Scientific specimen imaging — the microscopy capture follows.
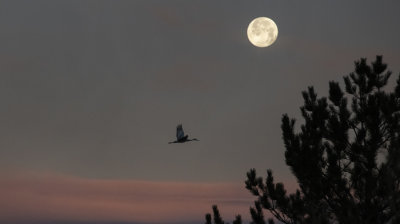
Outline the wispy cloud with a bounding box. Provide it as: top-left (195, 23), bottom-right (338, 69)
top-left (0, 171), bottom-right (254, 224)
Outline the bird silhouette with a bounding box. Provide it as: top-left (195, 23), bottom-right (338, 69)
top-left (168, 124), bottom-right (199, 144)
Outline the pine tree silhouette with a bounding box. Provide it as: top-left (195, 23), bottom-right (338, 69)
top-left (206, 56), bottom-right (400, 224)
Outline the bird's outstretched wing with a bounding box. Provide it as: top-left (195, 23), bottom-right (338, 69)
top-left (176, 124), bottom-right (185, 141)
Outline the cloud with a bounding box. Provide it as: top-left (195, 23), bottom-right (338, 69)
top-left (0, 171), bottom-right (254, 224)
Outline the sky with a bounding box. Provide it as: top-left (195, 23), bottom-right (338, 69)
top-left (1, 0), bottom-right (400, 223)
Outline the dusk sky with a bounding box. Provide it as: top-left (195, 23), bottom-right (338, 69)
top-left (1, 1), bottom-right (400, 223)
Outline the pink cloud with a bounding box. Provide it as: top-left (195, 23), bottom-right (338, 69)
top-left (0, 171), bottom-right (256, 223)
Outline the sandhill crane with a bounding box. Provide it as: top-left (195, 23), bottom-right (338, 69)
top-left (168, 124), bottom-right (199, 144)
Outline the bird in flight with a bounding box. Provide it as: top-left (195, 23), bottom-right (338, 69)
top-left (168, 124), bottom-right (199, 144)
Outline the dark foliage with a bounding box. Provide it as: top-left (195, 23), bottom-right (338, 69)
top-left (233, 215), bottom-right (242, 224)
top-left (205, 205), bottom-right (225, 224)
top-left (206, 205), bottom-right (243, 224)
top-left (205, 56), bottom-right (400, 224)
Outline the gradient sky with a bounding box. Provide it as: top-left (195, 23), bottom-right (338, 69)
top-left (1, 1), bottom-right (400, 223)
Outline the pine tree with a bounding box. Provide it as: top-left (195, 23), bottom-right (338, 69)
top-left (206, 205), bottom-right (243, 224)
top-left (206, 56), bottom-right (400, 224)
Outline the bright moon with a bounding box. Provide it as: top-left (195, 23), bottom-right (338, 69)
top-left (247, 17), bottom-right (278, 48)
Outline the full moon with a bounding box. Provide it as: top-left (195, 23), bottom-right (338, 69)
top-left (247, 17), bottom-right (278, 48)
